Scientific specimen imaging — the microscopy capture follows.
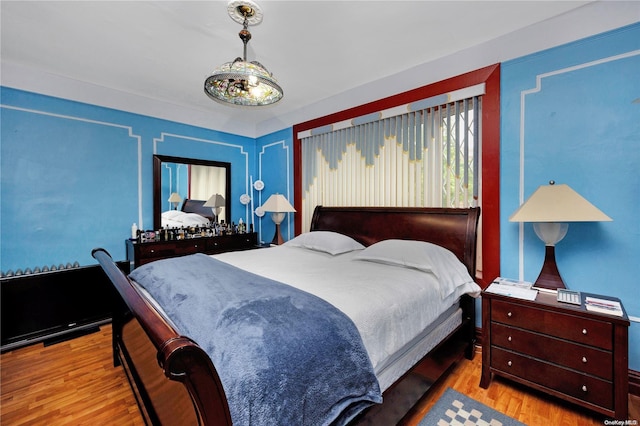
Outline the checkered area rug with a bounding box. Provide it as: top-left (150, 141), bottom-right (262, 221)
top-left (419, 388), bottom-right (526, 426)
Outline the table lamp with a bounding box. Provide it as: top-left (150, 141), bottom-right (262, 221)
top-left (204, 193), bottom-right (226, 223)
top-left (509, 181), bottom-right (612, 289)
top-left (261, 193), bottom-right (296, 245)
top-left (168, 192), bottom-right (183, 210)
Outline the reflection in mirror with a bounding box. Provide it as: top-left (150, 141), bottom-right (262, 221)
top-left (153, 155), bottom-right (231, 230)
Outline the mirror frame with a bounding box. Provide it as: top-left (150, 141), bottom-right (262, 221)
top-left (153, 155), bottom-right (232, 230)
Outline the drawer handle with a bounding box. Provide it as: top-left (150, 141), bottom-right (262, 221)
top-left (507, 360), bottom-right (512, 367)
top-left (582, 328), bottom-right (588, 335)
top-left (194, 244), bottom-right (198, 248)
top-left (150, 249), bottom-right (155, 253)
top-left (508, 336), bottom-right (512, 342)
top-left (507, 312), bottom-right (513, 317)
top-left (582, 385), bottom-right (588, 392)
top-left (582, 356), bottom-right (587, 363)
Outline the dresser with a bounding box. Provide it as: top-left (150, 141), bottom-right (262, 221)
top-left (126, 232), bottom-right (258, 270)
top-left (480, 290), bottom-right (629, 419)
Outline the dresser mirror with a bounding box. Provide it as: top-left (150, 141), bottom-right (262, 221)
top-left (153, 155), bottom-right (231, 230)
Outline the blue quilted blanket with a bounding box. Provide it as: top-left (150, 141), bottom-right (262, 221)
top-left (129, 253), bottom-right (382, 425)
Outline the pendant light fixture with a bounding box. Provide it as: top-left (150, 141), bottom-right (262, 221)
top-left (204, 0), bottom-right (283, 107)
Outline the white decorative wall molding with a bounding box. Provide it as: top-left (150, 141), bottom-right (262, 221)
top-left (0, 103), bottom-right (143, 226)
top-left (257, 140), bottom-right (292, 241)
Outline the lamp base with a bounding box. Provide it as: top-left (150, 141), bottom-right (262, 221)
top-left (534, 245), bottom-right (567, 290)
top-left (271, 223), bottom-right (284, 245)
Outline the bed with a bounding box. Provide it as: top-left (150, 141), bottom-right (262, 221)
top-left (161, 199), bottom-right (213, 228)
top-left (93, 205), bottom-right (481, 425)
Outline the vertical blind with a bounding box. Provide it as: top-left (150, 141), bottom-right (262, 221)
top-left (299, 95), bottom-right (482, 232)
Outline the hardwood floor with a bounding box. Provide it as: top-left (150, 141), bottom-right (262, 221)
top-left (1, 325), bottom-right (144, 426)
top-left (403, 346), bottom-right (640, 426)
top-left (1, 324), bottom-right (638, 425)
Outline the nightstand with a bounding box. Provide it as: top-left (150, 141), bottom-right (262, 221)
top-left (480, 289), bottom-right (629, 419)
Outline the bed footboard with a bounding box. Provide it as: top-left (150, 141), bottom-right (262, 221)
top-left (92, 248), bottom-right (232, 426)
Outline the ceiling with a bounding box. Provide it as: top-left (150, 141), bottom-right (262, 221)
top-left (1, 1), bottom-right (631, 137)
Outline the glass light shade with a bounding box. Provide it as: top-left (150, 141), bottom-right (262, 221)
top-left (270, 211), bottom-right (286, 225)
top-left (533, 222), bottom-right (568, 246)
top-left (204, 59), bottom-right (283, 107)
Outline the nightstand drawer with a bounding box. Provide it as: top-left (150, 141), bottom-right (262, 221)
top-left (491, 322), bottom-right (612, 379)
top-left (172, 240), bottom-right (206, 254)
top-left (491, 347), bottom-right (613, 410)
top-left (491, 299), bottom-right (612, 350)
top-left (208, 234), bottom-right (257, 252)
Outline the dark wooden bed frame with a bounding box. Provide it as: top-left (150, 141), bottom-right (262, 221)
top-left (92, 206), bottom-right (480, 425)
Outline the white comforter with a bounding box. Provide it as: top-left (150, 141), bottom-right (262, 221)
top-left (214, 245), bottom-right (480, 388)
top-left (161, 210), bottom-right (210, 228)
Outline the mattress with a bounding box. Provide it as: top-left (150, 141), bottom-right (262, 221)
top-left (215, 245), bottom-right (478, 390)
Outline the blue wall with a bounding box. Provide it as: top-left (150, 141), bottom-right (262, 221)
top-left (0, 88), bottom-right (293, 270)
top-left (501, 23), bottom-right (640, 369)
top-left (255, 128), bottom-right (295, 244)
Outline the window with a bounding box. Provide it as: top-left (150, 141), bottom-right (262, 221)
top-left (293, 65), bottom-right (501, 285)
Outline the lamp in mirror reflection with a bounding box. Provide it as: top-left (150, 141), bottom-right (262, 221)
top-left (261, 193), bottom-right (295, 245)
top-left (204, 193), bottom-right (226, 223)
top-left (168, 192), bottom-right (183, 210)
top-left (509, 181), bottom-right (612, 290)
top-left (204, 1), bottom-right (283, 107)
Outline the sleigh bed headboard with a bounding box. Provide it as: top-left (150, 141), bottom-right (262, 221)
top-left (181, 199), bottom-right (214, 221)
top-left (310, 206), bottom-right (480, 277)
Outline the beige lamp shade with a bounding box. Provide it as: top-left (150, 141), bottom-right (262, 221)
top-left (203, 193), bottom-right (226, 208)
top-left (168, 192), bottom-right (183, 203)
top-left (509, 182), bottom-right (612, 223)
top-left (261, 194), bottom-right (296, 213)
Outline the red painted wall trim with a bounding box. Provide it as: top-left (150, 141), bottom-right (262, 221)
top-left (293, 64), bottom-right (500, 286)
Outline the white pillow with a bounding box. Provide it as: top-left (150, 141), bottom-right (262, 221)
top-left (354, 239), bottom-right (475, 298)
top-left (283, 231), bottom-right (365, 255)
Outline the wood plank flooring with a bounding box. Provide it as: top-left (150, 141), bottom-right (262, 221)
top-left (1, 325), bottom-right (144, 426)
top-left (404, 347), bottom-right (640, 426)
top-left (1, 324), bottom-right (638, 425)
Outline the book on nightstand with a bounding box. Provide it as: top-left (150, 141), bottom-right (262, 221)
top-left (585, 296), bottom-right (623, 316)
top-left (492, 276), bottom-right (534, 289)
top-left (485, 277), bottom-right (537, 301)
